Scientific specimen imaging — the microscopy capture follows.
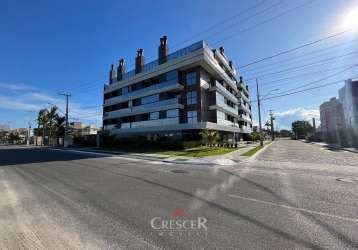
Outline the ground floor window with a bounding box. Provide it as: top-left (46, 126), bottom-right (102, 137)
top-left (187, 111), bottom-right (197, 123)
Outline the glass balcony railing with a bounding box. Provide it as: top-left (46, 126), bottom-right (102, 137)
top-left (213, 81), bottom-right (238, 102)
top-left (116, 41), bottom-right (204, 83)
top-left (105, 79), bottom-right (182, 105)
top-left (132, 97), bottom-right (181, 112)
top-left (104, 97), bottom-right (182, 118)
top-left (120, 117), bottom-right (179, 129)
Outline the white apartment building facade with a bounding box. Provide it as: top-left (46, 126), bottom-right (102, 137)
top-left (103, 37), bottom-right (252, 141)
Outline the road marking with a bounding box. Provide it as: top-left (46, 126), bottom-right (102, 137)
top-left (49, 148), bottom-right (173, 165)
top-left (228, 194), bottom-right (358, 223)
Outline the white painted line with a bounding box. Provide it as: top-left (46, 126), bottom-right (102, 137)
top-left (228, 194), bottom-right (358, 223)
top-left (49, 148), bottom-right (173, 165)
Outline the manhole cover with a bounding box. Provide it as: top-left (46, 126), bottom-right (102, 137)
top-left (171, 169), bottom-right (189, 174)
top-left (336, 178), bottom-right (358, 183)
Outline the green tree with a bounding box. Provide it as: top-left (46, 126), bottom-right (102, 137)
top-left (250, 131), bottom-right (261, 141)
top-left (199, 130), bottom-right (220, 147)
top-left (47, 106), bottom-right (58, 146)
top-left (55, 115), bottom-right (66, 145)
top-left (291, 120), bottom-right (314, 139)
top-left (279, 129), bottom-right (293, 138)
top-left (37, 108), bottom-right (49, 145)
top-left (8, 133), bottom-right (20, 143)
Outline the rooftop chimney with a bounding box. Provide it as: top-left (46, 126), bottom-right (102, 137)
top-left (219, 46), bottom-right (225, 55)
top-left (109, 64), bottom-right (115, 84)
top-left (117, 59), bottom-right (125, 81)
top-left (158, 36), bottom-right (169, 65)
top-left (135, 49), bottom-right (144, 74)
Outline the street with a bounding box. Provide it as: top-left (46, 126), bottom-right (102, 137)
top-left (1, 140), bottom-right (358, 249)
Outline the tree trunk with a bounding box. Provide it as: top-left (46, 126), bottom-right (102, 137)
top-left (42, 125), bottom-right (45, 146)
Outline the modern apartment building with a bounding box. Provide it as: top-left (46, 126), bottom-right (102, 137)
top-left (338, 79), bottom-right (358, 144)
top-left (103, 36), bottom-right (252, 141)
top-left (319, 97), bottom-right (344, 143)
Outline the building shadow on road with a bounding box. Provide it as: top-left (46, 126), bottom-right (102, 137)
top-left (79, 163), bottom-right (324, 249)
top-left (0, 147), bottom-right (104, 167)
top-left (220, 168), bottom-right (358, 249)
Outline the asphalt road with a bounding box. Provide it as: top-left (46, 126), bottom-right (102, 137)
top-left (1, 140), bottom-right (358, 249)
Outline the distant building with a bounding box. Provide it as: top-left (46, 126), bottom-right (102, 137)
top-left (103, 36), bottom-right (252, 142)
top-left (70, 122), bottom-right (99, 137)
top-left (0, 124), bottom-right (10, 132)
top-left (339, 79), bottom-right (358, 145)
top-left (81, 125), bottom-right (99, 136)
top-left (319, 97), bottom-right (344, 143)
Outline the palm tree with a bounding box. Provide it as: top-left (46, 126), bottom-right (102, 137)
top-left (47, 106), bottom-right (58, 146)
top-left (37, 109), bottom-right (49, 146)
top-left (199, 130), bottom-right (220, 147)
top-left (54, 115), bottom-right (66, 146)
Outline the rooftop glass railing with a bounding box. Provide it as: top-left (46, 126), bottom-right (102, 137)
top-left (120, 41), bottom-right (204, 82)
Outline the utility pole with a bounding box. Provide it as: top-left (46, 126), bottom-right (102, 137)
top-left (26, 111), bottom-right (34, 146)
top-left (269, 110), bottom-right (275, 141)
top-left (27, 121), bottom-right (31, 146)
top-left (59, 92), bottom-right (71, 147)
top-left (256, 78), bottom-right (263, 147)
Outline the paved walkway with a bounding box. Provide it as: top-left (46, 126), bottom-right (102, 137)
top-left (59, 142), bottom-right (262, 166)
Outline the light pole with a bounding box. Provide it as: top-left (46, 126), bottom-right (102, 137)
top-left (59, 93), bottom-right (71, 147)
top-left (256, 79), bottom-right (264, 147)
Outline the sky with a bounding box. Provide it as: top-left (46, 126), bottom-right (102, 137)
top-left (1, 0), bottom-right (358, 130)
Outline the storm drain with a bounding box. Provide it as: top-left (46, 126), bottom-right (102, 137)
top-left (336, 177), bottom-right (358, 184)
top-left (171, 169), bottom-right (190, 174)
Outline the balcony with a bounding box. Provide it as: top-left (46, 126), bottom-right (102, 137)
top-left (210, 81), bottom-right (238, 104)
top-left (104, 41), bottom-right (205, 90)
top-left (104, 97), bottom-right (183, 119)
top-left (104, 80), bottom-right (183, 106)
top-left (119, 117), bottom-right (179, 129)
top-left (238, 114), bottom-right (252, 123)
top-left (217, 119), bottom-right (239, 128)
top-left (210, 104), bottom-right (238, 118)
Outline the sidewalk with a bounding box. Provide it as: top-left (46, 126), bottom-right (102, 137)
top-left (56, 143), bottom-right (261, 166)
top-left (308, 141), bottom-right (358, 153)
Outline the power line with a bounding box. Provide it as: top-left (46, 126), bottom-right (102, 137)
top-left (203, 0), bottom-right (287, 44)
top-left (65, 1), bottom-right (312, 93)
top-left (245, 50), bottom-right (358, 82)
top-left (249, 76), bottom-right (358, 103)
top-left (256, 63), bottom-right (358, 88)
top-left (268, 65), bottom-right (357, 95)
top-left (109, 0), bottom-right (277, 77)
top-left (240, 37), bottom-right (358, 74)
top-left (212, 0), bottom-right (317, 46)
top-left (71, 25), bottom-right (357, 96)
top-left (238, 25), bottom-right (358, 69)
top-left (171, 0), bottom-right (269, 49)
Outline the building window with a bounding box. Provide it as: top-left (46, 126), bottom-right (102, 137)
top-left (186, 91), bottom-right (197, 105)
top-left (186, 72), bottom-right (197, 86)
top-left (122, 86), bottom-right (129, 95)
top-left (149, 112), bottom-right (159, 120)
top-left (187, 111), bottom-right (197, 123)
top-left (167, 109), bottom-right (179, 118)
top-left (142, 94), bottom-right (159, 105)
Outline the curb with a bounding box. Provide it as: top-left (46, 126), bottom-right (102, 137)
top-left (49, 147), bottom-right (221, 166)
top-left (309, 142), bottom-right (358, 154)
top-left (243, 141), bottom-right (274, 163)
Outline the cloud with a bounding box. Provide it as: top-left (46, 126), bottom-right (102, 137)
top-left (0, 82), bottom-right (33, 91)
top-left (274, 107), bottom-right (320, 130)
top-left (0, 96), bottom-right (42, 111)
top-left (275, 107), bottom-right (319, 120)
top-left (0, 81), bottom-right (102, 125)
top-left (29, 92), bottom-right (59, 103)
